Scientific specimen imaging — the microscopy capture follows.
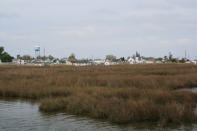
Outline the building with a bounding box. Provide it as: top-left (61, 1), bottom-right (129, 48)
top-left (12, 59), bottom-right (26, 65)
top-left (144, 60), bottom-right (154, 64)
top-left (65, 60), bottom-right (72, 65)
top-left (93, 59), bottom-right (105, 65)
top-left (191, 61), bottom-right (197, 64)
top-left (128, 57), bottom-right (144, 64)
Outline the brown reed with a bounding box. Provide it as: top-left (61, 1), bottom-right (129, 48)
top-left (0, 64), bottom-right (197, 126)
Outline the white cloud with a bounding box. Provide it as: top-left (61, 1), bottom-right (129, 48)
top-left (54, 26), bottom-right (97, 37)
top-left (175, 38), bottom-right (195, 45)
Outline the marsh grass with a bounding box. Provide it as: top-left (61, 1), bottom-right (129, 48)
top-left (0, 64), bottom-right (197, 126)
top-left (39, 88), bottom-right (197, 126)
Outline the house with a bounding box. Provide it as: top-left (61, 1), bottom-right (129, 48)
top-left (55, 60), bottom-right (60, 64)
top-left (155, 61), bottom-right (162, 64)
top-left (17, 59), bottom-right (25, 65)
top-left (185, 60), bottom-right (197, 64)
top-left (144, 60), bottom-right (154, 64)
top-left (93, 59), bottom-right (105, 65)
top-left (191, 61), bottom-right (197, 64)
top-left (12, 59), bottom-right (17, 64)
top-left (104, 59), bottom-right (114, 66)
top-left (104, 61), bottom-right (111, 66)
top-left (65, 60), bottom-right (72, 65)
top-left (128, 57), bottom-right (135, 64)
top-left (128, 57), bottom-right (144, 64)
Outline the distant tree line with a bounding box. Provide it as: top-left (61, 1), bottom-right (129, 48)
top-left (6, 49), bottom-right (191, 64)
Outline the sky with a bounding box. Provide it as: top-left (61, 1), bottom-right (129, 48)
top-left (0, 0), bottom-right (197, 59)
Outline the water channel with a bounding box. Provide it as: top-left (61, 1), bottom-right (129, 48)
top-left (0, 99), bottom-right (197, 131)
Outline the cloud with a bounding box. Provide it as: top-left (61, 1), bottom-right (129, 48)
top-left (52, 26), bottom-right (97, 37)
top-left (0, 12), bottom-right (18, 19)
top-left (175, 38), bottom-right (196, 45)
top-left (0, 32), bottom-right (28, 41)
top-left (93, 9), bottom-right (118, 15)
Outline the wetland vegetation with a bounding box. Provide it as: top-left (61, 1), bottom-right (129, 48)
top-left (1, 64), bottom-right (197, 127)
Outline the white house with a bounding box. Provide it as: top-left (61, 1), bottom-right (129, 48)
top-left (155, 61), bottom-right (162, 64)
top-left (65, 60), bottom-right (72, 65)
top-left (104, 59), bottom-right (116, 66)
top-left (93, 59), bottom-right (105, 65)
top-left (104, 61), bottom-right (111, 66)
top-left (55, 60), bottom-right (60, 64)
top-left (144, 60), bottom-right (154, 64)
top-left (191, 61), bottom-right (197, 64)
top-left (128, 57), bottom-right (143, 64)
top-left (128, 57), bottom-right (135, 64)
top-left (14, 59), bottom-right (25, 65)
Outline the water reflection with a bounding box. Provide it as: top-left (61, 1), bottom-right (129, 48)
top-left (0, 100), bottom-right (197, 131)
top-left (178, 87), bottom-right (197, 93)
top-left (0, 100), bottom-right (128, 131)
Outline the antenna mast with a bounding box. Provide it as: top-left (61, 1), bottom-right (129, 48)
top-left (44, 47), bottom-right (45, 64)
top-left (185, 50), bottom-right (187, 60)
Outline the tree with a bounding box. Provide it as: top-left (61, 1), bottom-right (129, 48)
top-left (169, 52), bottom-right (173, 61)
top-left (17, 54), bottom-right (21, 59)
top-left (164, 56), bottom-right (168, 62)
top-left (106, 54), bottom-right (116, 62)
top-left (48, 55), bottom-right (54, 61)
top-left (155, 57), bottom-right (163, 61)
top-left (0, 46), bottom-right (13, 62)
top-left (179, 58), bottom-right (186, 63)
top-left (76, 59), bottom-right (88, 64)
top-left (22, 55), bottom-right (31, 60)
top-left (120, 57), bottom-right (125, 62)
top-left (59, 58), bottom-right (66, 64)
top-left (68, 53), bottom-right (76, 63)
top-left (0, 47), bottom-right (4, 56)
top-left (1, 52), bottom-right (13, 62)
top-left (36, 56), bottom-right (42, 60)
top-left (171, 58), bottom-right (178, 63)
top-left (136, 51), bottom-right (141, 57)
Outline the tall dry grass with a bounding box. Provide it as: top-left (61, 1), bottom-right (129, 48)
top-left (39, 87), bottom-right (197, 126)
top-left (0, 64), bottom-right (197, 126)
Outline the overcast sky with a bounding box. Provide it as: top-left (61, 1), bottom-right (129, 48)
top-left (0, 0), bottom-right (197, 59)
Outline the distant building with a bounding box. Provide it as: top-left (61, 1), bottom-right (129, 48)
top-left (191, 61), bottom-right (197, 64)
top-left (55, 60), bottom-right (60, 64)
top-left (12, 58), bottom-right (17, 64)
top-left (93, 59), bottom-right (105, 65)
top-left (155, 61), bottom-right (162, 64)
top-left (12, 59), bottom-right (26, 65)
top-left (104, 61), bottom-right (111, 66)
top-left (128, 57), bottom-right (143, 64)
top-left (65, 60), bottom-right (72, 65)
top-left (144, 61), bottom-right (154, 64)
top-left (18, 59), bottom-right (25, 65)
top-left (128, 57), bottom-right (135, 64)
top-left (185, 60), bottom-right (197, 64)
top-left (104, 59), bottom-right (113, 66)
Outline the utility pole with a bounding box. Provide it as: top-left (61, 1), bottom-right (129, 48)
top-left (44, 47), bottom-right (45, 64)
top-left (185, 50), bottom-right (187, 60)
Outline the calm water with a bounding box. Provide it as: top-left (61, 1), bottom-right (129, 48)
top-left (178, 87), bottom-right (197, 93)
top-left (0, 100), bottom-right (196, 131)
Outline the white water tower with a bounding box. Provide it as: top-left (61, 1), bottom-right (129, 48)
top-left (35, 46), bottom-right (40, 58)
